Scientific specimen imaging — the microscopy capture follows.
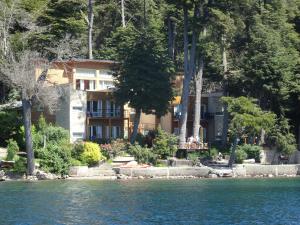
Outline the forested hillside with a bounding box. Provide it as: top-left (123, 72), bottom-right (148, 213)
top-left (1, 0), bottom-right (300, 146)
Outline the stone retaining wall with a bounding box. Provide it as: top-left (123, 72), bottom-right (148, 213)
top-left (69, 166), bottom-right (116, 177)
top-left (234, 164), bottom-right (300, 177)
top-left (115, 167), bottom-right (211, 178)
top-left (260, 150), bottom-right (300, 164)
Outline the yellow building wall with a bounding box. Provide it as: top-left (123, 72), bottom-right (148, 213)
top-left (160, 112), bottom-right (172, 133)
top-left (47, 68), bottom-right (70, 85)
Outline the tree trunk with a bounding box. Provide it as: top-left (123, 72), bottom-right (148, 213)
top-left (88, 0), bottom-right (94, 59)
top-left (167, 16), bottom-right (175, 60)
top-left (121, 0), bottom-right (126, 28)
top-left (193, 57), bottom-right (204, 139)
top-left (22, 98), bottom-right (35, 175)
top-left (179, 6), bottom-right (198, 148)
top-left (221, 36), bottom-right (229, 147)
top-left (130, 109), bottom-right (141, 144)
top-left (228, 135), bottom-right (238, 167)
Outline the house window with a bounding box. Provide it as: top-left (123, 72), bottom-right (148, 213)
top-left (89, 126), bottom-right (102, 140)
top-left (87, 101), bottom-right (102, 117)
top-left (72, 106), bottom-right (83, 111)
top-left (99, 70), bottom-right (113, 77)
top-left (106, 126), bottom-right (110, 139)
top-left (76, 69), bottom-right (96, 78)
top-left (99, 80), bottom-right (114, 90)
top-left (76, 79), bottom-right (95, 91)
top-left (111, 126), bottom-right (120, 139)
top-left (73, 132), bottom-right (83, 140)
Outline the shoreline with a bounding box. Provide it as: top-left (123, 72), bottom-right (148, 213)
top-left (1, 174), bottom-right (300, 183)
top-left (2, 164), bottom-right (300, 182)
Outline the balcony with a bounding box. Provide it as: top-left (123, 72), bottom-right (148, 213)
top-left (173, 112), bottom-right (215, 121)
top-left (87, 109), bottom-right (129, 118)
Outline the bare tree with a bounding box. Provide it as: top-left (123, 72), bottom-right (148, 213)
top-left (88, 0), bottom-right (94, 59)
top-left (121, 0), bottom-right (126, 28)
top-left (0, 1), bottom-right (17, 61)
top-left (1, 51), bottom-right (62, 175)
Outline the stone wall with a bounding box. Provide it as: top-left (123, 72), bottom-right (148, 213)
top-left (116, 167), bottom-right (211, 178)
top-left (69, 166), bottom-right (116, 177)
top-left (234, 164), bottom-right (300, 177)
top-left (260, 149), bottom-right (300, 164)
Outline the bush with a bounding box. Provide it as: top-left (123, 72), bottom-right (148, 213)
top-left (81, 142), bottom-right (106, 166)
top-left (38, 140), bottom-right (72, 175)
top-left (187, 152), bottom-right (200, 166)
top-left (209, 147), bottom-right (219, 158)
top-left (6, 139), bottom-right (19, 161)
top-left (275, 133), bottom-right (296, 156)
top-left (235, 149), bottom-right (248, 164)
top-left (100, 139), bottom-right (128, 159)
top-left (152, 127), bottom-right (178, 159)
top-left (237, 144), bottom-right (262, 162)
top-left (13, 156), bottom-right (27, 173)
top-left (70, 158), bottom-right (86, 166)
top-left (127, 144), bottom-right (157, 164)
top-left (71, 142), bottom-right (84, 160)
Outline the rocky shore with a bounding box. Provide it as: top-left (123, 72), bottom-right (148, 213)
top-left (1, 164), bottom-right (300, 182)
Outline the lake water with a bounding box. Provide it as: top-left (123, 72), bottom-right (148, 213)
top-left (1, 178), bottom-right (300, 225)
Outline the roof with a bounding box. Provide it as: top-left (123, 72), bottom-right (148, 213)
top-left (53, 58), bottom-right (118, 64)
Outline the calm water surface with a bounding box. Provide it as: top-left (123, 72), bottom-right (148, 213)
top-left (0, 178), bottom-right (300, 225)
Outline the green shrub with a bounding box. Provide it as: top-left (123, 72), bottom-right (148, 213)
top-left (127, 144), bottom-right (157, 164)
top-left (6, 139), bottom-right (19, 161)
top-left (13, 156), bottom-right (27, 173)
top-left (70, 158), bottom-right (86, 166)
top-left (38, 140), bottom-right (72, 175)
top-left (235, 149), bottom-right (248, 164)
top-left (80, 142), bottom-right (106, 166)
top-left (237, 144), bottom-right (262, 162)
top-left (152, 127), bottom-right (178, 159)
top-left (275, 133), bottom-right (296, 155)
top-left (210, 147), bottom-right (219, 158)
top-left (71, 142), bottom-right (84, 160)
top-left (100, 139), bottom-right (128, 159)
top-left (187, 152), bottom-right (200, 166)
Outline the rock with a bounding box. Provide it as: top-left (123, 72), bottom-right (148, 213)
top-left (268, 174), bottom-right (274, 178)
top-left (36, 170), bottom-right (58, 180)
top-left (0, 170), bottom-right (6, 181)
top-left (138, 176), bottom-right (144, 179)
top-left (243, 159), bottom-right (256, 164)
top-left (27, 175), bottom-right (38, 181)
top-left (126, 161), bottom-right (138, 166)
top-left (207, 174), bottom-right (218, 178)
top-left (117, 174), bottom-right (128, 180)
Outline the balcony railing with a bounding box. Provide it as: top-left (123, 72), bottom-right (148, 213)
top-left (174, 112), bottom-right (216, 121)
top-left (87, 109), bottom-right (123, 118)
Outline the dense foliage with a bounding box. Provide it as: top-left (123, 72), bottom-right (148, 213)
top-left (1, 0), bottom-right (299, 166)
top-left (127, 144), bottom-right (157, 165)
top-left (6, 139), bottom-right (19, 161)
top-left (152, 127), bottom-right (178, 159)
top-left (237, 144), bottom-right (262, 163)
top-left (81, 142), bottom-right (105, 166)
